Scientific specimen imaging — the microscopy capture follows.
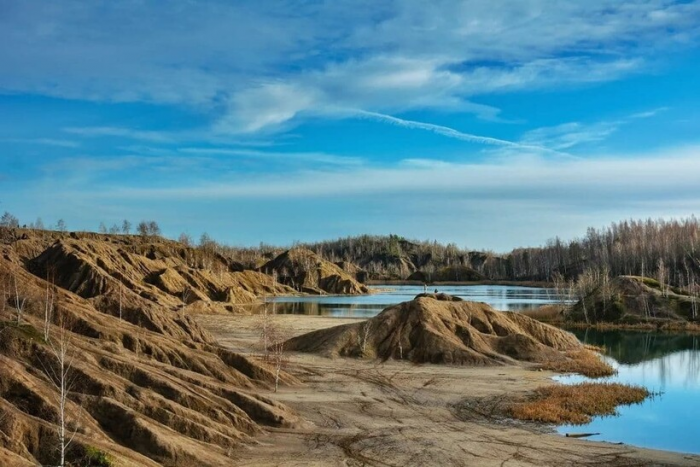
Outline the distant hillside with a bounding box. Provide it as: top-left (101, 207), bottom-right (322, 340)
top-left (260, 248), bottom-right (368, 295)
top-left (301, 218), bottom-right (700, 285)
top-left (303, 234), bottom-right (488, 282)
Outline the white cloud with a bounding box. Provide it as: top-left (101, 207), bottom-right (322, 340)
top-left (92, 145), bottom-right (700, 203)
top-left (1, 1), bottom-right (698, 134)
top-left (521, 121), bottom-right (621, 150)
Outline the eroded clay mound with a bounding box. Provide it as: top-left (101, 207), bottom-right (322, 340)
top-left (0, 245), bottom-right (298, 467)
top-left (260, 248), bottom-right (368, 295)
top-left (284, 294), bottom-right (582, 365)
top-left (27, 238), bottom-right (296, 322)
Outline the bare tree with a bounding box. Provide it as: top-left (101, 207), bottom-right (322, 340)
top-left (551, 272), bottom-right (568, 309)
top-left (255, 301), bottom-right (291, 392)
top-left (147, 221), bottom-right (161, 236)
top-left (39, 319), bottom-right (81, 467)
top-left (657, 258), bottom-right (668, 297)
top-left (269, 333), bottom-right (289, 393)
top-left (35, 217), bottom-right (45, 230)
top-left (359, 320), bottom-right (373, 357)
top-left (178, 232), bottom-right (193, 246)
top-left (56, 219), bottom-right (67, 233)
top-left (121, 219), bottom-right (132, 235)
top-left (0, 211), bottom-right (19, 228)
top-left (257, 302), bottom-right (272, 361)
top-left (98, 222), bottom-right (107, 234)
top-left (108, 223), bottom-right (121, 234)
top-left (137, 221), bottom-right (149, 237)
top-left (12, 272), bottom-right (27, 325)
top-left (575, 269), bottom-right (597, 324)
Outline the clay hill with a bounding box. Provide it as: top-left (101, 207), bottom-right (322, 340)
top-left (284, 293), bottom-right (583, 366)
top-left (568, 275), bottom-right (699, 324)
top-left (260, 248), bottom-right (368, 295)
top-left (0, 229), bottom-right (303, 466)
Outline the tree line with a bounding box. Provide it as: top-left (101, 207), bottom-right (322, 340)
top-left (3, 209), bottom-right (699, 288)
top-left (300, 218), bottom-right (700, 287)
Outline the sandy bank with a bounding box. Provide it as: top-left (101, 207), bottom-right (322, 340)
top-left (197, 314), bottom-right (700, 467)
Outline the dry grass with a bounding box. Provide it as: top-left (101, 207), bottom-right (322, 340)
top-left (508, 382), bottom-right (649, 425)
top-left (521, 305), bottom-right (565, 323)
top-left (540, 349), bottom-right (615, 378)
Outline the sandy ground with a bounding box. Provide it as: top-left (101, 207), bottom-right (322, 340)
top-left (196, 314), bottom-right (700, 467)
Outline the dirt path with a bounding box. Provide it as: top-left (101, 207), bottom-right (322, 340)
top-left (197, 314), bottom-right (700, 467)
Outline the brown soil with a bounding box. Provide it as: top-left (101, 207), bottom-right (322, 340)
top-left (260, 248), bottom-right (368, 295)
top-left (199, 314), bottom-right (700, 467)
top-left (0, 230), bottom-right (300, 466)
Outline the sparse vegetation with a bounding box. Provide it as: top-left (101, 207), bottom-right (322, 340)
top-left (82, 445), bottom-right (114, 466)
top-left (507, 382), bottom-right (649, 425)
top-left (540, 349), bottom-right (615, 378)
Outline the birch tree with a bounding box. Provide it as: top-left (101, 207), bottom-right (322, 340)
top-left (39, 320), bottom-right (80, 467)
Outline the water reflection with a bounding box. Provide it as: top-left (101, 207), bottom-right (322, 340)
top-left (268, 285), bottom-right (567, 316)
top-left (557, 329), bottom-right (700, 454)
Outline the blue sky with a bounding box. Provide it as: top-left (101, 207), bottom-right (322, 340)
top-left (1, 1), bottom-right (700, 251)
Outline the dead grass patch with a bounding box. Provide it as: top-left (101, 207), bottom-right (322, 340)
top-left (541, 350), bottom-right (614, 378)
top-left (521, 305), bottom-right (565, 323)
top-left (508, 382), bottom-right (649, 425)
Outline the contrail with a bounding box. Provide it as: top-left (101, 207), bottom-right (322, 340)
top-left (353, 110), bottom-right (577, 159)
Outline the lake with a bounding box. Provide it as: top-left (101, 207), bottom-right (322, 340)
top-left (267, 284), bottom-right (566, 317)
top-left (556, 329), bottom-right (700, 455)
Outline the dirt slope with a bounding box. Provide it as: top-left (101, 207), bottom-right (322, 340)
top-left (261, 248), bottom-right (368, 295)
top-left (284, 293), bottom-right (582, 365)
top-left (0, 231), bottom-right (300, 466)
top-left (25, 235), bottom-right (296, 319)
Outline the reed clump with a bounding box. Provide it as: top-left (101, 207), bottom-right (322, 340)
top-left (508, 382), bottom-right (649, 425)
top-left (540, 349), bottom-right (615, 378)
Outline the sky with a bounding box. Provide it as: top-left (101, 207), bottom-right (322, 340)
top-left (1, 1), bottom-right (700, 252)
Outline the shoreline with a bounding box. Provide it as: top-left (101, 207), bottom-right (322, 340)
top-left (197, 313), bottom-right (700, 466)
top-left (366, 279), bottom-right (553, 288)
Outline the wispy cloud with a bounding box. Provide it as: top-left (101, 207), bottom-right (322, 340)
top-left (522, 107), bottom-right (673, 151)
top-left (1, 138), bottom-right (80, 148)
top-left (521, 122), bottom-right (621, 151)
top-left (354, 110), bottom-right (576, 158)
top-left (89, 145), bottom-right (700, 201)
top-left (64, 126), bottom-right (174, 143)
top-left (1, 2), bottom-right (697, 134)
top-left (629, 107), bottom-right (670, 119)
top-left (180, 147), bottom-right (365, 167)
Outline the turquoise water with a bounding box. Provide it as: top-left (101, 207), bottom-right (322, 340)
top-left (268, 284), bottom-right (566, 317)
top-left (556, 329), bottom-right (700, 455)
